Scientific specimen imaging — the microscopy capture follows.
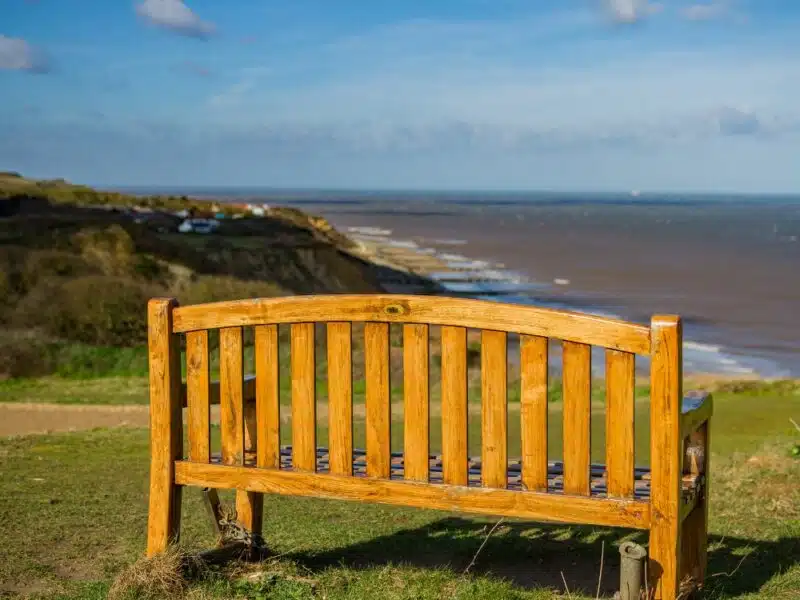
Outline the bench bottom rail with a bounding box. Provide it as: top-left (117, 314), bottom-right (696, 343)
top-left (175, 461), bottom-right (652, 530)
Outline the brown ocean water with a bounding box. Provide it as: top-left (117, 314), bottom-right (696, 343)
top-left (279, 195), bottom-right (800, 377)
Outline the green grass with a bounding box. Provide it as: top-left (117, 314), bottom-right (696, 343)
top-left (1, 381), bottom-right (799, 599)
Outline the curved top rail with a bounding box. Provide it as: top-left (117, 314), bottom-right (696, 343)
top-left (171, 294), bottom-right (651, 355)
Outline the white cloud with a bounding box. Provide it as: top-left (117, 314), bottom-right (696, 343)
top-left (681, 2), bottom-right (729, 21)
top-left (605, 0), bottom-right (663, 23)
top-left (135, 0), bottom-right (215, 38)
top-left (0, 35), bottom-right (48, 72)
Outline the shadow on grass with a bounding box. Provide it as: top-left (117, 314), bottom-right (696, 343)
top-left (282, 517), bottom-right (799, 597)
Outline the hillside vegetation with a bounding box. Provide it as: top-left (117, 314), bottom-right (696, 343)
top-left (0, 173), bottom-right (434, 378)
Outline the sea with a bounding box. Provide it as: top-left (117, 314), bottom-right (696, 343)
top-left (122, 187), bottom-right (800, 378)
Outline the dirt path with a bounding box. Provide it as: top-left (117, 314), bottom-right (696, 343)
top-left (0, 397), bottom-right (636, 438)
top-left (0, 400), bottom-right (541, 438)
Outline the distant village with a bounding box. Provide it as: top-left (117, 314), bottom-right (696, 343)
top-left (100, 201), bottom-right (274, 234)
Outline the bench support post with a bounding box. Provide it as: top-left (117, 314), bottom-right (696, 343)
top-left (236, 401), bottom-right (264, 537)
top-left (649, 317), bottom-right (683, 600)
top-left (681, 420), bottom-right (710, 588)
top-left (146, 298), bottom-right (183, 556)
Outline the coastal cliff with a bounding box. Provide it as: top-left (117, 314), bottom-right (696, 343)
top-left (0, 173), bottom-right (439, 377)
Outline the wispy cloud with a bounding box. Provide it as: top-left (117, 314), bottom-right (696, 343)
top-left (604, 0), bottom-right (663, 24)
top-left (175, 60), bottom-right (212, 77)
top-left (0, 35), bottom-right (49, 73)
top-left (134, 0), bottom-right (215, 39)
top-left (681, 1), bottom-right (730, 21)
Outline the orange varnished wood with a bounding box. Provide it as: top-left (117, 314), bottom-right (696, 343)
top-left (180, 376), bottom-right (256, 408)
top-left (481, 330), bottom-right (507, 488)
top-left (562, 341), bottom-right (591, 496)
top-left (441, 326), bottom-right (468, 486)
top-left (255, 325), bottom-right (280, 469)
top-left (365, 322), bottom-right (391, 478)
top-left (146, 298), bottom-right (183, 556)
top-left (291, 323), bottom-right (316, 472)
top-left (327, 322), bottom-right (353, 476)
top-left (520, 335), bottom-right (548, 492)
top-left (150, 293), bottom-right (707, 596)
top-left (219, 327), bottom-right (244, 466)
top-left (175, 461), bottom-right (652, 530)
top-left (606, 350), bottom-right (635, 498)
top-left (185, 329), bottom-right (210, 463)
top-left (649, 316), bottom-right (683, 600)
top-left (172, 295), bottom-right (651, 354)
top-left (403, 324), bottom-right (430, 482)
top-left (237, 401), bottom-right (263, 536)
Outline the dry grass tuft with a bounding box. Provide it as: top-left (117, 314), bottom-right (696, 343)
top-left (107, 546), bottom-right (202, 600)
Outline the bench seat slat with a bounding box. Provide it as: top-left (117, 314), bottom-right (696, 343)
top-left (200, 447), bottom-right (704, 506)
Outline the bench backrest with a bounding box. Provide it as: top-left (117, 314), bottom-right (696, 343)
top-left (148, 294), bottom-right (682, 503)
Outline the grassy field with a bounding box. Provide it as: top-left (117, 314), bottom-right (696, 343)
top-left (0, 376), bottom-right (798, 599)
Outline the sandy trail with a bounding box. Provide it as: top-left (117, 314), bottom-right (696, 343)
top-left (0, 401), bottom-right (540, 438)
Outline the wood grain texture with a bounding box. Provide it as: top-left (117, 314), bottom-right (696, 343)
top-left (172, 295), bottom-right (650, 354)
top-left (365, 322), bottom-right (391, 478)
top-left (291, 323), bottom-right (316, 472)
top-left (185, 329), bottom-right (210, 463)
top-left (238, 401), bottom-right (263, 536)
top-left (605, 350), bottom-right (635, 498)
top-left (681, 393), bottom-right (713, 438)
top-left (562, 341), bottom-right (591, 496)
top-left (327, 322), bottom-right (353, 476)
top-left (441, 326), bottom-right (468, 486)
top-left (649, 316), bottom-right (683, 600)
top-left (180, 376), bottom-right (256, 408)
top-left (146, 298), bottom-right (183, 556)
top-left (481, 330), bottom-right (507, 489)
top-left (175, 461), bottom-right (652, 530)
top-left (219, 327), bottom-right (245, 466)
top-left (520, 335), bottom-right (548, 492)
top-left (403, 324), bottom-right (430, 482)
top-left (255, 325), bottom-right (280, 469)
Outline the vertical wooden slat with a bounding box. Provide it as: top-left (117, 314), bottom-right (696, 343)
top-left (219, 327), bottom-right (244, 466)
top-left (562, 341), bottom-right (591, 496)
top-left (649, 316), bottom-right (683, 600)
top-left (328, 322), bottom-right (353, 476)
top-left (255, 324), bottom-right (280, 469)
top-left (441, 326), bottom-right (468, 486)
top-left (365, 322), bottom-right (391, 478)
top-left (186, 330), bottom-right (210, 463)
top-left (291, 323), bottom-right (316, 472)
top-left (146, 298), bottom-right (182, 556)
top-left (520, 335), bottom-right (548, 491)
top-left (404, 324), bottom-right (429, 482)
top-left (481, 330), bottom-right (507, 488)
top-left (606, 349), bottom-right (635, 498)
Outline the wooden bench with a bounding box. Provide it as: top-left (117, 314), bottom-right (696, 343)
top-left (145, 294), bottom-right (712, 600)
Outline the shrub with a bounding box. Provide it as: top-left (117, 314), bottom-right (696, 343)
top-left (174, 275), bottom-right (284, 306)
top-left (21, 249), bottom-right (98, 291)
top-left (14, 275), bottom-right (163, 346)
top-left (0, 329), bottom-right (57, 379)
top-left (71, 224), bottom-right (137, 276)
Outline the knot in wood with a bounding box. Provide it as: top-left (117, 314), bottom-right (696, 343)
top-left (384, 303), bottom-right (408, 316)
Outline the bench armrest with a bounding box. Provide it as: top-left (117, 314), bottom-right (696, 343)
top-left (180, 374), bottom-right (257, 408)
top-left (681, 390), bottom-right (713, 438)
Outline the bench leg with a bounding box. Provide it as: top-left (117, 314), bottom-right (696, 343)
top-left (680, 504), bottom-right (707, 589)
top-left (235, 490), bottom-right (263, 538)
top-left (147, 479), bottom-right (182, 556)
top-left (649, 517), bottom-right (681, 600)
top-left (237, 402), bottom-right (264, 541)
top-left (681, 421), bottom-right (710, 591)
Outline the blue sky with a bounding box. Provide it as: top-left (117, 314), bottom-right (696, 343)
top-left (1, 0), bottom-right (799, 192)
